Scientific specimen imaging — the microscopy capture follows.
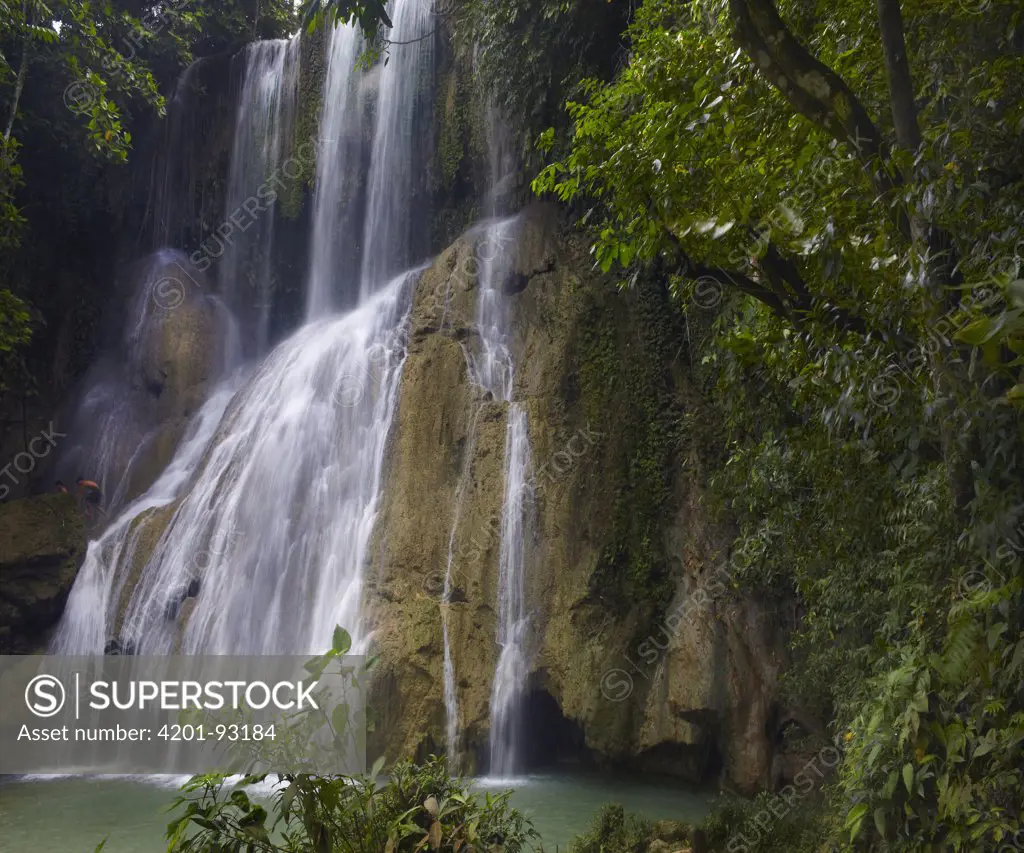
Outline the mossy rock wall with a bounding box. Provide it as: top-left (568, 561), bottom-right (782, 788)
top-left (367, 204), bottom-right (787, 790)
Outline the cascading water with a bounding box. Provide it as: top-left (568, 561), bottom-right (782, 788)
top-left (56, 1), bottom-right (441, 659)
top-left (359, 0), bottom-right (434, 294)
top-left (438, 270), bottom-right (537, 776)
top-left (439, 101), bottom-right (532, 774)
top-left (458, 216), bottom-right (537, 778)
top-left (56, 266), bottom-right (415, 655)
top-left (475, 101), bottom-right (535, 777)
top-left (219, 37), bottom-right (301, 358)
top-left (114, 274), bottom-right (412, 654)
top-left (488, 403), bottom-right (534, 777)
top-left (305, 23), bottom-right (366, 317)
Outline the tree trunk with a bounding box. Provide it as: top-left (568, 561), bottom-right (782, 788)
top-left (3, 39), bottom-right (30, 143)
top-left (876, 0), bottom-right (921, 152)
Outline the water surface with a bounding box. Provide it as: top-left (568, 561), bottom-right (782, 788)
top-left (0, 771), bottom-right (713, 851)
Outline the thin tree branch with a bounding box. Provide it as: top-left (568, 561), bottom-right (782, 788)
top-left (4, 2), bottom-right (32, 142)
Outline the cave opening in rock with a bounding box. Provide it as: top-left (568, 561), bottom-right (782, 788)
top-left (518, 688), bottom-right (594, 771)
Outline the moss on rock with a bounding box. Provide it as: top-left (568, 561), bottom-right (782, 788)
top-left (279, 27), bottom-right (326, 220)
top-left (576, 276), bottom-right (687, 614)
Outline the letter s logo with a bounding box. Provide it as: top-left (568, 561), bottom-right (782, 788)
top-left (25, 675), bottom-right (66, 717)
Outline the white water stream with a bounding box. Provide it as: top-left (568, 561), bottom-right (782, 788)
top-left (55, 1), bottom-right (438, 658)
top-left (220, 37), bottom-right (300, 357)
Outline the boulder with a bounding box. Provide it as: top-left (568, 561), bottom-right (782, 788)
top-left (137, 291), bottom-right (223, 421)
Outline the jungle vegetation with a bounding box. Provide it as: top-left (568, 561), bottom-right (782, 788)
top-left (520, 0), bottom-right (1024, 849)
top-left (2, 0), bottom-right (1021, 850)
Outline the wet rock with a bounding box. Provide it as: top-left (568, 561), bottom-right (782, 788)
top-left (0, 493), bottom-right (86, 652)
top-left (354, 204), bottom-right (788, 791)
top-left (104, 638), bottom-right (137, 656)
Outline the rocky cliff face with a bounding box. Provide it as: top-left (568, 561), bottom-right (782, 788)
top-left (0, 493), bottom-right (86, 652)
top-left (15, 197), bottom-right (794, 794)
top-left (366, 204), bottom-right (790, 792)
top-left (12, 28), bottom-right (798, 792)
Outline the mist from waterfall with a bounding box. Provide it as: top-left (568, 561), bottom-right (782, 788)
top-left (55, 250), bottom-right (236, 516)
top-left (55, 2), bottom-right (440, 658)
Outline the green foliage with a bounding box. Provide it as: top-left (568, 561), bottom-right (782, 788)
top-left (165, 628), bottom-right (537, 853)
top-left (0, 137), bottom-right (26, 253)
top-left (0, 287), bottom-right (31, 353)
top-left (698, 793), bottom-right (824, 853)
top-left (300, 0), bottom-right (392, 41)
top-left (534, 0), bottom-right (1024, 849)
top-left (2, 0), bottom-right (165, 163)
top-left (166, 757), bottom-right (538, 853)
top-left (569, 804), bottom-right (653, 853)
top-left (840, 577), bottom-right (1024, 850)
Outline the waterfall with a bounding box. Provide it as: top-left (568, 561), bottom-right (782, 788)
top-left (305, 23), bottom-right (365, 318)
top-left (488, 403), bottom-right (534, 777)
top-left (359, 0), bottom-right (434, 295)
top-left (220, 37), bottom-right (301, 358)
top-left (113, 275), bottom-right (412, 654)
top-left (55, 3), bottom-right (441, 659)
top-left (475, 97), bottom-right (534, 775)
top-left (465, 215), bottom-right (536, 778)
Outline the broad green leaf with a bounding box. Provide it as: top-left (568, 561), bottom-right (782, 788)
top-left (332, 625), bottom-right (352, 655)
